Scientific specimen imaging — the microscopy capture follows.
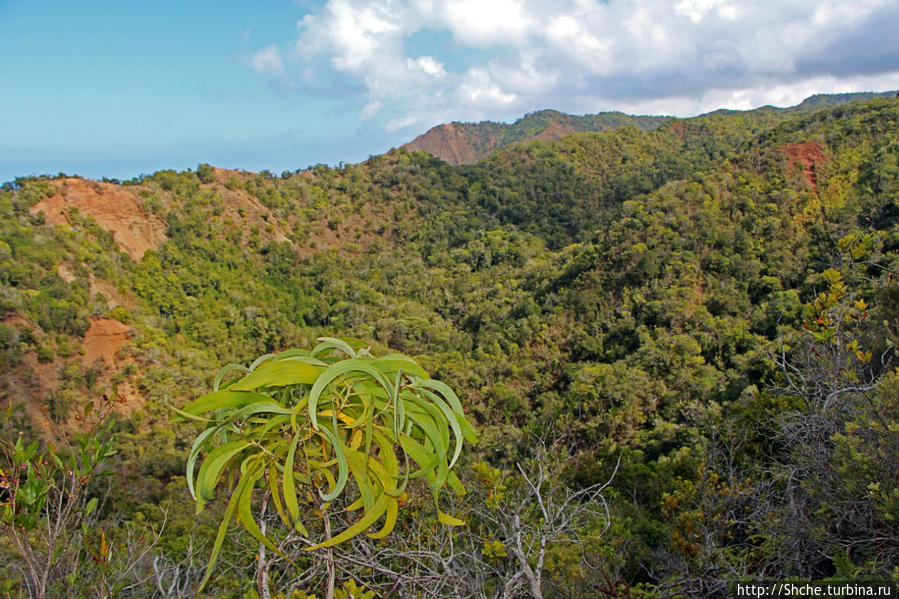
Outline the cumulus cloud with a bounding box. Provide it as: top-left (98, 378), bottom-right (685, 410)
top-left (407, 56), bottom-right (446, 78)
top-left (674, 0), bottom-right (740, 24)
top-left (441, 0), bottom-right (534, 46)
top-left (249, 0), bottom-right (899, 132)
top-left (249, 45), bottom-right (285, 77)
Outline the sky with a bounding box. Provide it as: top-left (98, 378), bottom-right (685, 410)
top-left (2, 0), bottom-right (898, 183)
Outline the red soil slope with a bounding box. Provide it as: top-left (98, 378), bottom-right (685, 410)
top-left (780, 142), bottom-right (828, 195)
top-left (31, 178), bottom-right (167, 260)
top-left (403, 123), bottom-right (482, 165)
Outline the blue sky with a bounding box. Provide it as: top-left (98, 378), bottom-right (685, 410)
top-left (2, 0), bottom-right (898, 183)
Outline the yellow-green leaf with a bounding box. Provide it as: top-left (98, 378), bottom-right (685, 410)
top-left (229, 359), bottom-right (322, 391)
top-left (303, 494), bottom-right (388, 551)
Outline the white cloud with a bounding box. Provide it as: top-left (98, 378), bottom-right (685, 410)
top-left (249, 45), bottom-right (285, 76)
top-left (407, 56), bottom-right (446, 78)
top-left (385, 115), bottom-right (420, 131)
top-left (459, 68), bottom-right (518, 107)
top-left (609, 70), bottom-right (899, 117)
top-left (360, 100), bottom-right (383, 118)
top-left (441, 0), bottom-right (534, 46)
top-left (248, 0), bottom-right (899, 132)
top-left (675, 0), bottom-right (739, 23)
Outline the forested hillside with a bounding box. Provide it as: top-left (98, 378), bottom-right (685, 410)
top-left (401, 110), bottom-right (667, 165)
top-left (401, 91), bottom-right (895, 165)
top-left (1, 96), bottom-right (898, 598)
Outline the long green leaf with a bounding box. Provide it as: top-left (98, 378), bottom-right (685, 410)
top-left (398, 434), bottom-right (439, 482)
top-left (308, 359), bottom-right (394, 431)
top-left (391, 369), bottom-right (404, 442)
top-left (372, 430), bottom-right (405, 495)
top-left (179, 390), bottom-right (271, 417)
top-left (196, 441), bottom-right (251, 506)
top-left (415, 388), bottom-right (466, 468)
top-left (218, 400), bottom-right (299, 424)
top-left (197, 467), bottom-right (248, 591)
top-left (345, 445), bottom-right (399, 538)
top-left (248, 349), bottom-right (319, 373)
top-left (187, 427), bottom-right (218, 500)
top-left (269, 464), bottom-right (291, 529)
top-left (405, 409), bottom-right (448, 490)
top-left (303, 494), bottom-right (388, 551)
top-left (346, 450), bottom-right (376, 513)
top-left (352, 442), bottom-right (401, 539)
top-left (229, 360), bottom-right (322, 391)
top-left (312, 337), bottom-right (357, 359)
top-left (373, 355), bottom-right (429, 379)
top-left (236, 462), bottom-right (291, 563)
top-left (411, 380), bottom-right (478, 442)
top-left (406, 394), bottom-right (450, 453)
top-left (282, 431), bottom-right (309, 536)
top-left (213, 364), bottom-right (251, 391)
top-left (368, 495), bottom-right (399, 539)
top-left (315, 423), bottom-right (349, 501)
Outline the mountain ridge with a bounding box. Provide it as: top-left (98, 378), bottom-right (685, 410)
top-left (2, 95), bottom-right (898, 594)
top-left (401, 90), bottom-right (897, 165)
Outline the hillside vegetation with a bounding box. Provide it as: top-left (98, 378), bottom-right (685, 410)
top-left (400, 91), bottom-right (895, 165)
top-left (1, 96), bottom-right (898, 598)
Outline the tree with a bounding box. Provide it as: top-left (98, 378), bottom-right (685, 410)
top-left (760, 259), bottom-right (899, 577)
top-left (300, 442), bottom-right (619, 599)
top-left (661, 246), bottom-right (899, 590)
top-left (196, 163), bottom-right (216, 184)
top-left (182, 338), bottom-right (477, 598)
top-left (1, 393), bottom-right (166, 599)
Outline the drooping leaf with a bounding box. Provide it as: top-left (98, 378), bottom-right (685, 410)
top-left (315, 423), bottom-right (349, 501)
top-left (269, 464), bottom-right (291, 529)
top-left (398, 434), bottom-right (440, 482)
top-left (303, 494), bottom-right (389, 551)
top-left (236, 461), bottom-right (292, 563)
top-left (178, 390), bottom-right (271, 418)
top-left (187, 427), bottom-right (219, 500)
top-left (311, 337), bottom-right (357, 359)
top-left (198, 467), bottom-right (247, 591)
top-left (213, 363), bottom-right (251, 391)
top-left (283, 431), bottom-right (309, 536)
top-left (196, 440), bottom-right (251, 506)
top-left (373, 355), bottom-right (429, 379)
top-left (346, 450), bottom-right (376, 513)
top-left (415, 388), bottom-right (466, 467)
top-left (308, 359), bottom-right (394, 431)
top-left (229, 359), bottom-right (322, 391)
top-left (367, 494), bottom-right (398, 539)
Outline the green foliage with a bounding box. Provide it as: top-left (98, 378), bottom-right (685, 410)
top-left (183, 338), bottom-right (476, 589)
top-left (2, 96), bottom-right (899, 595)
top-left (334, 580), bottom-right (375, 599)
top-left (0, 398), bottom-right (122, 599)
top-left (196, 162), bottom-right (216, 184)
top-left (1, 405), bottom-right (113, 532)
top-left (483, 538), bottom-right (508, 562)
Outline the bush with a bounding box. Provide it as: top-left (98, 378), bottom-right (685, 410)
top-left (197, 163), bottom-right (215, 184)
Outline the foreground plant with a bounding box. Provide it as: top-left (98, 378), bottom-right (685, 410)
top-left (0, 392), bottom-right (152, 599)
top-left (182, 338), bottom-right (477, 595)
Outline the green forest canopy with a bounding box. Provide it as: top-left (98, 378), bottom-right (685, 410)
top-left (1, 96), bottom-right (898, 597)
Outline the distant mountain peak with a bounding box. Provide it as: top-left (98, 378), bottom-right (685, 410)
top-left (401, 91), bottom-right (897, 165)
top-left (401, 110), bottom-right (665, 165)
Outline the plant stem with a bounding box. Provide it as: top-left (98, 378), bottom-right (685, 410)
top-left (323, 509), bottom-right (335, 599)
top-left (257, 492), bottom-right (271, 599)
